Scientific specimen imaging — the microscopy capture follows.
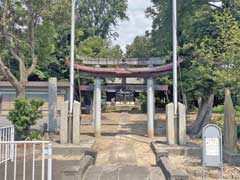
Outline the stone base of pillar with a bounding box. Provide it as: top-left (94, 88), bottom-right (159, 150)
top-left (73, 101), bottom-right (81, 145)
top-left (166, 102), bottom-right (187, 145)
top-left (166, 103), bottom-right (175, 145)
top-left (60, 101), bottom-right (69, 144)
top-left (60, 100), bottom-right (81, 145)
top-left (178, 103), bottom-right (186, 145)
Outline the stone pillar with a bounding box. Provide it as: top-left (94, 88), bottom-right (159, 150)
top-left (48, 77), bottom-right (57, 132)
top-left (60, 101), bottom-right (69, 144)
top-left (94, 78), bottom-right (101, 137)
top-left (147, 78), bottom-right (154, 138)
top-left (178, 103), bottom-right (186, 145)
top-left (73, 101), bottom-right (81, 145)
top-left (224, 88), bottom-right (237, 152)
top-left (92, 89), bottom-right (96, 128)
top-left (166, 103), bottom-right (175, 145)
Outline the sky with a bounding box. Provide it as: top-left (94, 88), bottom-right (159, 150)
top-left (111, 0), bottom-right (153, 51)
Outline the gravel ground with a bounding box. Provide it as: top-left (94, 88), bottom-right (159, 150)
top-left (169, 156), bottom-right (240, 180)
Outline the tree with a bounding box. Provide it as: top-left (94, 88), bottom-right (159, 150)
top-left (77, 36), bottom-right (123, 58)
top-left (126, 36), bottom-right (152, 58)
top-left (37, 0), bottom-right (128, 80)
top-left (182, 9), bottom-right (240, 136)
top-left (0, 0), bottom-right (56, 97)
top-left (77, 0), bottom-right (128, 39)
top-left (146, 0), bottom-right (240, 136)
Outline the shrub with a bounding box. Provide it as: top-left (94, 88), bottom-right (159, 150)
top-left (139, 93), bottom-right (147, 113)
top-left (29, 130), bottom-right (42, 140)
top-left (8, 98), bottom-right (44, 139)
top-left (212, 105), bottom-right (224, 113)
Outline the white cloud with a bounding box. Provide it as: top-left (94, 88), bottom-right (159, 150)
top-left (111, 0), bottom-right (153, 52)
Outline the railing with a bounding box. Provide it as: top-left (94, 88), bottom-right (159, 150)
top-left (0, 126), bottom-right (15, 161)
top-left (0, 141), bottom-right (52, 180)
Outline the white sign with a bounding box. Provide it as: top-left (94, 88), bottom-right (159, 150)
top-left (206, 138), bottom-right (220, 156)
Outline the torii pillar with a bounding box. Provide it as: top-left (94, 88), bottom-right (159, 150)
top-left (94, 77), bottom-right (101, 137)
top-left (147, 77), bottom-right (155, 138)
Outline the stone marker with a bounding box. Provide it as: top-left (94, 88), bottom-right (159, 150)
top-left (48, 77), bottom-right (57, 132)
top-left (60, 101), bottom-right (69, 144)
top-left (166, 103), bottom-right (175, 145)
top-left (73, 101), bottom-right (81, 145)
top-left (178, 103), bottom-right (186, 145)
top-left (224, 89), bottom-right (237, 153)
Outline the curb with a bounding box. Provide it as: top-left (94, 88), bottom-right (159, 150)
top-left (61, 150), bottom-right (97, 180)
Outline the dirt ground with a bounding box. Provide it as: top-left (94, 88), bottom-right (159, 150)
top-left (170, 156), bottom-right (240, 180)
top-left (80, 112), bottom-right (240, 179)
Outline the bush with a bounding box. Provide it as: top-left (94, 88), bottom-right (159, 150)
top-left (8, 98), bottom-right (44, 139)
top-left (29, 130), bottom-right (42, 140)
top-left (212, 105), bottom-right (224, 113)
top-left (139, 93), bottom-right (147, 113)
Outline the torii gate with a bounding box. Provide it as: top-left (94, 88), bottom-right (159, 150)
top-left (74, 57), bottom-right (183, 138)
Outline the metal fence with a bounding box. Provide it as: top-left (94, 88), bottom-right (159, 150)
top-left (0, 125), bottom-right (15, 161)
top-left (0, 140), bottom-right (52, 180)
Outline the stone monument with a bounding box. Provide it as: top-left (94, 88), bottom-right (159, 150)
top-left (224, 88), bottom-right (237, 152)
top-left (48, 77), bottom-right (57, 132)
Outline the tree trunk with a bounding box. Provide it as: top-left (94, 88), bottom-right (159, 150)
top-left (187, 94), bottom-right (214, 138)
top-left (16, 83), bottom-right (26, 98)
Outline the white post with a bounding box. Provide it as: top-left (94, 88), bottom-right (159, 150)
top-left (95, 78), bottom-right (101, 137)
top-left (69, 0), bottom-right (76, 114)
top-left (48, 143), bottom-right (52, 180)
top-left (172, 0), bottom-right (178, 115)
top-left (68, 0), bottom-right (76, 144)
top-left (10, 126), bottom-right (14, 161)
top-left (147, 78), bottom-right (154, 138)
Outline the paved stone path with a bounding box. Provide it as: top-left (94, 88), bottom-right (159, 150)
top-left (83, 112), bottom-right (165, 180)
top-left (83, 165), bottom-right (164, 180)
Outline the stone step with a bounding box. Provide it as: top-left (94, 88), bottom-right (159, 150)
top-left (82, 165), bottom-right (165, 180)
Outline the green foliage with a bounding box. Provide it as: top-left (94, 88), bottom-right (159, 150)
top-left (8, 98), bottom-right (44, 139)
top-left (0, 0), bottom-right (58, 76)
top-left (144, 1), bottom-right (240, 107)
top-left (211, 114), bottom-right (224, 134)
top-left (0, 0), bottom-right (128, 81)
top-left (77, 0), bottom-right (128, 38)
top-left (29, 130), bottom-right (41, 140)
top-left (212, 105), bottom-right (224, 114)
top-left (126, 36), bottom-right (152, 58)
top-left (139, 93), bottom-right (147, 113)
top-left (78, 36), bottom-right (123, 58)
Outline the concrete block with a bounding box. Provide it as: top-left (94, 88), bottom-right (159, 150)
top-left (62, 166), bottom-right (81, 180)
top-left (48, 77), bottom-right (57, 132)
top-left (73, 101), bottom-right (81, 145)
top-left (178, 103), bottom-right (186, 145)
top-left (61, 154), bottom-right (95, 180)
top-left (60, 101), bottom-right (68, 144)
top-left (158, 157), bottom-right (188, 180)
top-left (223, 149), bottom-right (240, 165)
top-left (166, 103), bottom-right (175, 145)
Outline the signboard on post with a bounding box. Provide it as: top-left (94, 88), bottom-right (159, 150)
top-left (202, 124), bottom-right (223, 180)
